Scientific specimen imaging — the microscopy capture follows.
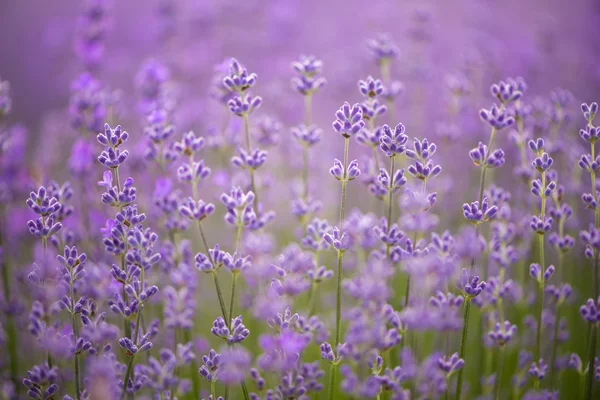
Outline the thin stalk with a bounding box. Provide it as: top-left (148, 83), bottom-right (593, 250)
top-left (71, 276), bottom-right (81, 400)
top-left (307, 282), bottom-right (319, 316)
top-left (329, 136), bottom-right (350, 399)
top-left (212, 271), bottom-right (229, 328)
top-left (211, 380), bottom-right (216, 400)
top-left (334, 250), bottom-right (343, 349)
top-left (455, 298), bottom-right (472, 400)
top-left (121, 307), bottom-right (143, 400)
top-left (242, 114), bottom-right (258, 208)
top-left (534, 279), bottom-right (544, 362)
top-left (184, 329), bottom-right (200, 398)
top-left (385, 155), bottom-right (396, 259)
top-left (229, 273), bottom-right (238, 325)
top-left (550, 303), bottom-right (561, 388)
top-left (493, 346), bottom-right (505, 400)
top-left (534, 170), bottom-right (547, 362)
top-left (328, 363), bottom-right (338, 400)
top-left (585, 325), bottom-right (596, 400)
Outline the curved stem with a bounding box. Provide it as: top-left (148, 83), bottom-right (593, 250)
top-left (212, 271), bottom-right (229, 328)
top-left (455, 298), bottom-right (472, 400)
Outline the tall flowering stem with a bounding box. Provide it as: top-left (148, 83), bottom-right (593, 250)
top-left (469, 81), bottom-right (518, 270)
top-left (291, 55), bottom-right (326, 201)
top-left (327, 102), bottom-right (364, 400)
top-left (224, 58), bottom-right (262, 209)
top-left (455, 269), bottom-right (486, 400)
top-left (528, 138), bottom-right (556, 362)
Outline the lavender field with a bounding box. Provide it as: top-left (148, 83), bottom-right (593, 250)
top-left (1, 0), bottom-right (600, 399)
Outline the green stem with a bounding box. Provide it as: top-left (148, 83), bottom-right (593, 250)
top-left (340, 137), bottom-right (349, 225)
top-left (550, 303), bottom-right (561, 388)
top-left (71, 278), bottom-right (81, 400)
top-left (334, 250), bottom-right (343, 349)
top-left (493, 346), bottom-right (505, 400)
top-left (534, 278), bottom-right (544, 362)
top-left (455, 298), bottom-right (472, 400)
top-left (184, 329), bottom-right (200, 399)
top-left (229, 273), bottom-right (238, 325)
top-left (212, 271), bottom-right (229, 328)
top-left (385, 155), bottom-right (396, 259)
top-left (328, 363), bottom-right (338, 400)
top-left (211, 379), bottom-right (216, 400)
top-left (121, 307), bottom-right (143, 400)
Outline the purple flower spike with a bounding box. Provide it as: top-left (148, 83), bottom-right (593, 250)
top-left (489, 321), bottom-right (517, 346)
top-left (199, 349), bottom-right (221, 382)
top-left (378, 168), bottom-right (407, 192)
top-left (530, 215), bottom-right (553, 234)
top-left (379, 123), bottom-right (408, 157)
top-left (581, 102), bottom-right (598, 123)
top-left (532, 153), bottom-right (554, 173)
top-left (332, 102), bottom-right (365, 138)
top-left (320, 342), bottom-right (336, 363)
top-left (211, 316), bottom-right (249, 344)
top-left (528, 359), bottom-right (548, 380)
top-left (358, 76), bottom-right (384, 98)
top-left (529, 263), bottom-right (555, 283)
top-left (490, 80), bottom-right (522, 104)
top-left (437, 353), bottom-right (464, 375)
top-left (367, 33), bottom-right (399, 65)
top-left (579, 125), bottom-right (600, 144)
top-left (405, 138), bottom-right (437, 160)
top-left (469, 142), bottom-right (505, 168)
top-left (578, 154), bottom-right (600, 174)
top-left (323, 227), bottom-right (351, 252)
top-left (174, 130), bottom-right (205, 156)
top-left (462, 197), bottom-right (497, 224)
top-left (329, 159), bottom-right (360, 182)
top-left (179, 197), bottom-right (215, 221)
top-left (292, 124), bottom-right (322, 147)
top-left (291, 55), bottom-right (327, 96)
top-left (227, 94), bottom-right (262, 117)
top-left (222, 58), bottom-right (257, 93)
top-left (580, 297), bottom-right (600, 323)
top-left (231, 147), bottom-right (268, 170)
top-left (458, 268), bottom-right (486, 298)
top-left (479, 104), bottom-right (515, 130)
top-left (26, 187), bottom-right (62, 217)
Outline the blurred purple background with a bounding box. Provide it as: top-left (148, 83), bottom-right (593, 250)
top-left (1, 0), bottom-right (599, 136)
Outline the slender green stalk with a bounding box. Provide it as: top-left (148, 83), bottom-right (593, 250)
top-left (242, 114), bottom-right (258, 209)
top-left (328, 363), bottom-right (338, 400)
top-left (534, 170), bottom-right (547, 362)
top-left (334, 250), bottom-right (343, 349)
top-left (212, 271), bottom-right (229, 327)
top-left (229, 273), bottom-right (238, 325)
top-left (329, 136), bottom-right (350, 400)
top-left (71, 274), bottom-right (81, 400)
top-left (585, 302), bottom-right (598, 399)
top-left (550, 303), bottom-right (561, 388)
top-left (183, 329), bottom-right (200, 398)
top-left (302, 94), bottom-right (312, 199)
top-left (121, 307), bottom-right (143, 400)
top-left (493, 346), bottom-right (505, 400)
top-left (455, 298), bottom-right (472, 400)
top-left (385, 155), bottom-right (396, 259)
top-left (211, 379), bottom-right (216, 399)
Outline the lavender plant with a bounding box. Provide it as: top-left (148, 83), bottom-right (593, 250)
top-left (2, 3), bottom-right (600, 400)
